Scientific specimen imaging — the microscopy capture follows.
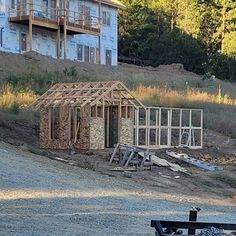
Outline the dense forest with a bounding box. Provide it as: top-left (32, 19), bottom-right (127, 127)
top-left (118, 0), bottom-right (236, 81)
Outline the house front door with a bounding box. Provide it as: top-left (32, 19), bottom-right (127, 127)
top-left (84, 46), bottom-right (89, 63)
top-left (90, 47), bottom-right (94, 64)
top-left (105, 49), bottom-right (111, 65)
top-left (19, 32), bottom-right (27, 52)
top-left (105, 106), bottom-right (118, 148)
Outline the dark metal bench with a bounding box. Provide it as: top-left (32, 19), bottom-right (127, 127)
top-left (151, 220), bottom-right (236, 236)
top-left (151, 209), bottom-right (236, 236)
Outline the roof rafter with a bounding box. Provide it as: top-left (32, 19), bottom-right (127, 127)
top-left (31, 81), bottom-right (143, 110)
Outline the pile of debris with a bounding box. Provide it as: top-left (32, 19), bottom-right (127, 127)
top-left (109, 143), bottom-right (224, 174)
top-left (109, 144), bottom-right (187, 173)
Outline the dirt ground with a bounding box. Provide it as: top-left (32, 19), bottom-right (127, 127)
top-left (45, 137), bottom-right (236, 201)
top-left (0, 141), bottom-right (236, 236)
top-left (0, 51), bottom-right (236, 235)
top-left (0, 109), bottom-right (235, 201)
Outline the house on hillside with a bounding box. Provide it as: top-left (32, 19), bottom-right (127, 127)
top-left (0, 0), bottom-right (124, 65)
top-left (32, 81), bottom-right (203, 150)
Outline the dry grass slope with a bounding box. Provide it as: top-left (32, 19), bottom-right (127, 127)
top-left (0, 51), bottom-right (236, 138)
top-left (0, 84), bottom-right (37, 110)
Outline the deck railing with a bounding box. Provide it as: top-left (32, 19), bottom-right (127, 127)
top-left (8, 3), bottom-right (101, 31)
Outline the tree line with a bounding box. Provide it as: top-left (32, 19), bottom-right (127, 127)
top-left (118, 0), bottom-right (236, 81)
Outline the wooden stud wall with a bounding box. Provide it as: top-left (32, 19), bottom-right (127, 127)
top-left (134, 107), bottom-right (203, 149)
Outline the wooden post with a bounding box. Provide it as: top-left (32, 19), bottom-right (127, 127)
top-left (63, 0), bottom-right (67, 59)
top-left (56, 0), bottom-right (60, 58)
top-left (200, 109), bottom-right (203, 148)
top-left (168, 109), bottom-right (172, 147)
top-left (155, 109), bottom-right (158, 147)
top-left (146, 108), bottom-right (150, 147)
top-left (117, 92), bottom-right (122, 143)
top-left (158, 108), bottom-right (161, 147)
top-left (106, 106), bottom-right (109, 147)
top-left (135, 107), bottom-right (139, 146)
top-left (29, 0), bottom-right (33, 51)
top-left (179, 109), bottom-right (182, 147)
top-left (98, 0), bottom-right (102, 64)
top-left (49, 108), bottom-right (52, 140)
top-left (20, 0), bottom-right (23, 19)
top-left (102, 98), bottom-right (105, 119)
top-left (189, 110), bottom-right (192, 147)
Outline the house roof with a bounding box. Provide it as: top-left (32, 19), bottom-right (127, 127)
top-left (32, 81), bottom-right (144, 110)
top-left (103, 0), bottom-right (125, 9)
top-left (91, 0), bottom-right (125, 9)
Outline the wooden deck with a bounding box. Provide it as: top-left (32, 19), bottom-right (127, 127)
top-left (65, 21), bottom-right (100, 35)
top-left (9, 15), bottom-right (58, 31)
top-left (9, 15), bottom-right (100, 35)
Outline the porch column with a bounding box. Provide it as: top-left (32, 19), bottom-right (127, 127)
top-left (29, 0), bottom-right (33, 51)
top-left (63, 0), bottom-right (67, 59)
top-left (56, 0), bottom-right (60, 58)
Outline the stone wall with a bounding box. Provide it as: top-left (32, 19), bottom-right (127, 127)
top-left (120, 118), bottom-right (134, 145)
top-left (90, 117), bottom-right (105, 149)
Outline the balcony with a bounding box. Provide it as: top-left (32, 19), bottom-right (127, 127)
top-left (8, 3), bottom-right (101, 35)
top-left (59, 9), bottom-right (100, 35)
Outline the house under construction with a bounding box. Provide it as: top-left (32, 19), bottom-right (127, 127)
top-left (32, 81), bottom-right (203, 150)
top-left (0, 0), bottom-right (124, 65)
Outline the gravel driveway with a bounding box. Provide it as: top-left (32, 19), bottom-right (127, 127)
top-left (0, 142), bottom-right (235, 236)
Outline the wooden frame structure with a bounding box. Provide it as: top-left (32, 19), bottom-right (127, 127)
top-left (134, 107), bottom-right (203, 149)
top-left (32, 81), bottom-right (203, 150)
top-left (32, 81), bottom-right (144, 150)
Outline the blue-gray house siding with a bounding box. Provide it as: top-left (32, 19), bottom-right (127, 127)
top-left (0, 0), bottom-right (122, 65)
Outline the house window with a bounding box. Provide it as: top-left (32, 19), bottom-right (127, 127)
top-left (121, 106), bottom-right (133, 119)
top-left (0, 27), bottom-right (3, 47)
top-left (19, 32), bottom-right (27, 52)
top-left (77, 44), bottom-right (83, 61)
top-left (84, 46), bottom-right (89, 63)
top-left (105, 49), bottom-right (112, 65)
top-left (11, 0), bottom-right (16, 9)
top-left (96, 48), bottom-right (100, 64)
top-left (91, 106), bottom-right (103, 118)
top-left (84, 6), bottom-right (91, 26)
top-left (90, 47), bottom-right (95, 64)
top-left (102, 11), bottom-right (111, 26)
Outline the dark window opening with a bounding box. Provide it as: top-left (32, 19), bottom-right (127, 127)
top-left (121, 106), bottom-right (133, 119)
top-left (127, 106), bottom-right (133, 118)
top-left (50, 107), bottom-right (60, 140)
top-left (84, 46), bottom-right (89, 63)
top-left (19, 32), bottom-right (27, 52)
top-left (91, 106), bottom-right (103, 118)
top-left (0, 27), bottom-right (3, 48)
top-left (90, 47), bottom-right (95, 64)
top-left (11, 0), bottom-right (16, 9)
top-left (102, 11), bottom-right (111, 26)
top-left (96, 48), bottom-right (100, 64)
top-left (77, 44), bottom-right (83, 61)
top-left (105, 49), bottom-right (112, 65)
top-left (84, 6), bottom-right (91, 26)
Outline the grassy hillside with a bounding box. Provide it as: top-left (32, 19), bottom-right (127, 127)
top-left (0, 51), bottom-right (236, 139)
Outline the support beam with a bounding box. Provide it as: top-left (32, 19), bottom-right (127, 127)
top-left (63, 0), bottom-right (67, 59)
top-left (29, 0), bottom-right (33, 51)
top-left (56, 0), bottom-right (60, 58)
top-left (98, 0), bottom-right (102, 64)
